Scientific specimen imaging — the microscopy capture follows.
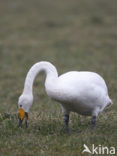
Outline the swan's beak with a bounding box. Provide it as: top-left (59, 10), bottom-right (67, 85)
top-left (18, 117), bottom-right (23, 127)
top-left (18, 108), bottom-right (25, 127)
top-left (19, 108), bottom-right (25, 120)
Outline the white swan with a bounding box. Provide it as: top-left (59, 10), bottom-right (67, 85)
top-left (18, 61), bottom-right (112, 130)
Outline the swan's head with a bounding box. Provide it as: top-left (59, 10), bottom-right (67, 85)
top-left (18, 94), bottom-right (33, 127)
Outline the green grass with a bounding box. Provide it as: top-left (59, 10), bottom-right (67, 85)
top-left (0, 0), bottom-right (117, 155)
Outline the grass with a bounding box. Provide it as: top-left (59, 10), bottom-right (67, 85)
top-left (0, 0), bottom-right (117, 155)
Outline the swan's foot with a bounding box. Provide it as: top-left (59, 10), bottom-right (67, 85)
top-left (64, 114), bottom-right (69, 133)
top-left (91, 116), bottom-right (96, 130)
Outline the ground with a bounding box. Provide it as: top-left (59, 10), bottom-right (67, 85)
top-left (0, 0), bottom-right (117, 155)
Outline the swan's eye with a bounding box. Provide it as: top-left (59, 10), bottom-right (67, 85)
top-left (20, 105), bottom-right (22, 107)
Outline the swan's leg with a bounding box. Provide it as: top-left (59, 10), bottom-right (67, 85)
top-left (64, 114), bottom-right (69, 133)
top-left (91, 116), bottom-right (96, 130)
top-left (60, 104), bottom-right (70, 132)
top-left (92, 107), bottom-right (99, 130)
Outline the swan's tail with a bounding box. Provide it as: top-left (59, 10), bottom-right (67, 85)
top-left (106, 98), bottom-right (113, 107)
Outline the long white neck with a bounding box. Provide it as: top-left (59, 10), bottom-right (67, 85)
top-left (23, 61), bottom-right (58, 95)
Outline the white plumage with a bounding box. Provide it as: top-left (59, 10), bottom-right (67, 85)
top-left (18, 61), bottom-right (112, 129)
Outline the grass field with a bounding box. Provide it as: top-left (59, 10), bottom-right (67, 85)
top-left (0, 0), bottom-right (117, 155)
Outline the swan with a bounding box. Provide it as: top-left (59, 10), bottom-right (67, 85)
top-left (18, 61), bottom-right (112, 131)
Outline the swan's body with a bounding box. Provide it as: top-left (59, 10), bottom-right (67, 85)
top-left (18, 61), bottom-right (112, 130)
top-left (46, 71), bottom-right (111, 116)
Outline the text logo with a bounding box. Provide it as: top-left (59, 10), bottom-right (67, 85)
top-left (82, 144), bottom-right (115, 155)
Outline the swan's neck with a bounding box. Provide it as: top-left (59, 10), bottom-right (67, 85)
top-left (23, 61), bottom-right (58, 94)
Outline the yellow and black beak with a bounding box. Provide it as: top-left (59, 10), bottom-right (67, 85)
top-left (18, 108), bottom-right (28, 128)
top-left (19, 108), bottom-right (25, 120)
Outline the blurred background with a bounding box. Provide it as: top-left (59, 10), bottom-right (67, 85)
top-left (0, 0), bottom-right (117, 112)
top-left (0, 0), bottom-right (117, 155)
